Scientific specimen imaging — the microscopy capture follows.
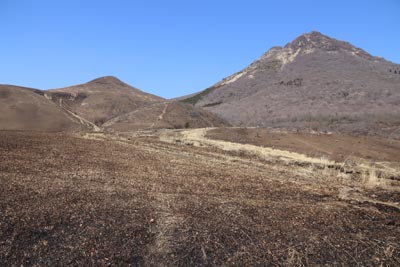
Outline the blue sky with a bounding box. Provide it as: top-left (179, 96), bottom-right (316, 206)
top-left (1, 0), bottom-right (399, 98)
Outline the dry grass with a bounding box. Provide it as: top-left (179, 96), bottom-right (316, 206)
top-left (362, 169), bottom-right (391, 189)
top-left (203, 127), bottom-right (400, 190)
top-left (179, 128), bottom-right (336, 165)
top-left (170, 128), bottom-right (399, 191)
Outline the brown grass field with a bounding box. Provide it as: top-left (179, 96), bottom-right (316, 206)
top-left (206, 128), bottom-right (400, 163)
top-left (1, 129), bottom-right (399, 266)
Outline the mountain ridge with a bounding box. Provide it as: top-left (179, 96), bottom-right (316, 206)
top-left (2, 31), bottom-right (399, 135)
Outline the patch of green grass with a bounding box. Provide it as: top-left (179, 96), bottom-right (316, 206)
top-left (203, 101), bottom-right (222, 107)
top-left (181, 86), bottom-right (218, 105)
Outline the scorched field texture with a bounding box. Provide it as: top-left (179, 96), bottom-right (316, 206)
top-left (0, 130), bottom-right (399, 266)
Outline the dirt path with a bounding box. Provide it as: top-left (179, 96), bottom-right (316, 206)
top-left (158, 103), bottom-right (168, 121)
top-left (150, 103), bottom-right (169, 129)
top-left (147, 190), bottom-right (183, 265)
top-left (44, 94), bottom-right (101, 132)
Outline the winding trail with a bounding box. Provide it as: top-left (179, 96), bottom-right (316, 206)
top-left (44, 94), bottom-right (101, 132)
top-left (146, 190), bottom-right (183, 265)
top-left (150, 102), bottom-right (169, 129)
top-left (158, 103), bottom-right (169, 121)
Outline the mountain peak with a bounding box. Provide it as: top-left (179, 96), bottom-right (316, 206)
top-left (284, 31), bottom-right (373, 60)
top-left (88, 76), bottom-right (126, 86)
top-left (285, 31), bottom-right (342, 51)
top-left (258, 31), bottom-right (375, 65)
top-left (302, 31), bottom-right (326, 39)
top-left (185, 31), bottom-right (400, 136)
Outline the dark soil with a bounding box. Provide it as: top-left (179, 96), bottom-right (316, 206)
top-left (1, 131), bottom-right (399, 266)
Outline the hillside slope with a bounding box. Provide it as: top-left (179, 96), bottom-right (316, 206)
top-left (103, 101), bottom-right (227, 131)
top-left (47, 76), bottom-right (164, 126)
top-left (183, 31), bottom-right (400, 136)
top-left (0, 85), bottom-right (83, 132)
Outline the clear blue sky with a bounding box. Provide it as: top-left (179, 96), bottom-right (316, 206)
top-left (1, 0), bottom-right (399, 98)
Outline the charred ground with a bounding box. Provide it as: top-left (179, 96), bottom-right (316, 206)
top-left (0, 130), bottom-right (399, 266)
